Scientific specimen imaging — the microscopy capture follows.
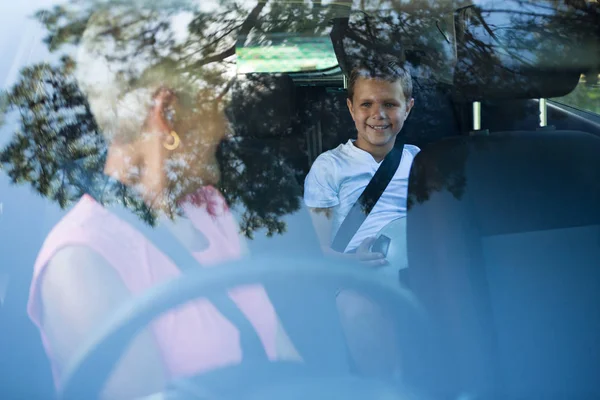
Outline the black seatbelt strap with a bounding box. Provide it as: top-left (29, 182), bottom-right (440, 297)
top-left (330, 145), bottom-right (404, 253)
top-left (109, 203), bottom-right (269, 362)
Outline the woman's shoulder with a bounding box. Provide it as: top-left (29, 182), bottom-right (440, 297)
top-left (36, 195), bottom-right (143, 266)
top-left (28, 193), bottom-right (181, 323)
top-left (29, 195), bottom-right (163, 307)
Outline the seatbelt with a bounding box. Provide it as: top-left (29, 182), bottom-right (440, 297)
top-left (107, 202), bottom-right (269, 362)
top-left (330, 144), bottom-right (404, 253)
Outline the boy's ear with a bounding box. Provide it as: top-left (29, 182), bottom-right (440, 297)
top-left (346, 97), bottom-right (356, 121)
top-left (405, 97), bottom-right (415, 119)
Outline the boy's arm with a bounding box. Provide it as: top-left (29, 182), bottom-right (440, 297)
top-left (307, 207), bottom-right (335, 252)
top-left (304, 156), bottom-right (340, 254)
top-left (307, 207), bottom-right (385, 266)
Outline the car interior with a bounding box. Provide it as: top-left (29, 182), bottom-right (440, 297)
top-left (1, 0), bottom-right (600, 399)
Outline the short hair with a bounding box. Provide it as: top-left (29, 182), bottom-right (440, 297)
top-left (75, 8), bottom-right (205, 145)
top-left (347, 59), bottom-right (413, 102)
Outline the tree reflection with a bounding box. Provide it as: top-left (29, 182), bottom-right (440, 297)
top-left (1, 0), bottom-right (599, 236)
top-left (2, 0), bottom-right (314, 235)
top-left (453, 0), bottom-right (599, 101)
top-left (222, 74), bottom-right (305, 238)
top-left (406, 0), bottom-right (599, 206)
top-left (555, 77), bottom-right (600, 115)
top-left (332, 0), bottom-right (460, 82)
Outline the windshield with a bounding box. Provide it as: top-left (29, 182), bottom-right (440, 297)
top-left (1, 1), bottom-right (599, 399)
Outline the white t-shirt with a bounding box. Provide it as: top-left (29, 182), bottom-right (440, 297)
top-left (304, 139), bottom-right (420, 253)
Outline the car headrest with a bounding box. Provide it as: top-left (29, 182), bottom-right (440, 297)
top-left (452, 1), bottom-right (600, 101)
top-left (330, 7), bottom-right (458, 84)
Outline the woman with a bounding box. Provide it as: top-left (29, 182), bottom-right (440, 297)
top-left (27, 6), bottom-right (300, 400)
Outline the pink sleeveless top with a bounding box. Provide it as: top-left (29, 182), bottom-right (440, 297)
top-left (27, 187), bottom-right (279, 388)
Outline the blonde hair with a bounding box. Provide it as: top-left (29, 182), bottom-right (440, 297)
top-left (347, 59), bottom-right (413, 102)
top-left (75, 7), bottom-right (199, 144)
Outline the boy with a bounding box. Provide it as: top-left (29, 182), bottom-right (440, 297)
top-left (304, 60), bottom-right (419, 265)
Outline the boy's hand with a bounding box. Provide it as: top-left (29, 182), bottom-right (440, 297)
top-left (355, 237), bottom-right (388, 267)
top-left (318, 228), bottom-right (388, 267)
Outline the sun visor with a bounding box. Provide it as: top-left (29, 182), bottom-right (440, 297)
top-left (452, 1), bottom-right (600, 101)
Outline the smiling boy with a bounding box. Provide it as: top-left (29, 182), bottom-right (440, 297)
top-left (304, 60), bottom-right (419, 263)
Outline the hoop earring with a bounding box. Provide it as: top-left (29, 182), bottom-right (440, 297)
top-left (163, 131), bottom-right (180, 151)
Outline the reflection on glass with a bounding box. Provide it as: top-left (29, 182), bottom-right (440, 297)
top-left (332, 5), bottom-right (458, 84)
top-left (1, 0), bottom-right (322, 236)
top-left (552, 74), bottom-right (600, 115)
top-left (453, 0), bottom-right (600, 100)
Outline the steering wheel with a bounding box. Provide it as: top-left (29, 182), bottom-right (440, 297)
top-left (58, 256), bottom-right (431, 399)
